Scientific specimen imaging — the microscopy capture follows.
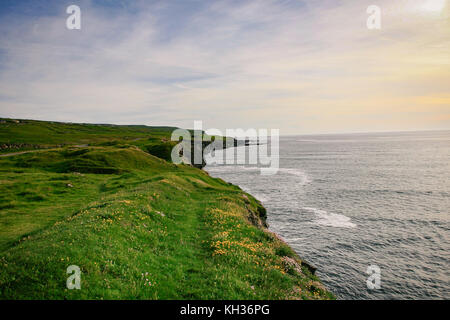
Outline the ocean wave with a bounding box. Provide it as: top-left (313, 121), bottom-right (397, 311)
top-left (283, 237), bottom-right (304, 242)
top-left (206, 165), bottom-right (311, 185)
top-left (277, 168), bottom-right (311, 185)
top-left (246, 191), bottom-right (269, 202)
top-left (303, 207), bottom-right (357, 228)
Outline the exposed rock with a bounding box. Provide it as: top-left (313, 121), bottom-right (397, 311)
top-left (282, 256), bottom-right (303, 275)
top-left (247, 209), bottom-right (267, 229)
top-left (270, 231), bottom-right (286, 244)
top-left (0, 143), bottom-right (44, 150)
top-left (155, 211), bottom-right (165, 217)
top-left (269, 231), bottom-right (317, 275)
top-left (301, 261), bottom-right (317, 275)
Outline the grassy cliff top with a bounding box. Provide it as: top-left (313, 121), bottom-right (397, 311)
top-left (0, 119), bottom-right (333, 299)
top-left (0, 118), bottom-right (177, 145)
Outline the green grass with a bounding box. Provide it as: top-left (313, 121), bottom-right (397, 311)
top-left (0, 119), bottom-right (334, 300)
top-left (0, 118), bottom-right (176, 155)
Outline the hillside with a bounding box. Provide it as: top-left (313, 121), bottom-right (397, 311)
top-left (0, 119), bottom-right (333, 299)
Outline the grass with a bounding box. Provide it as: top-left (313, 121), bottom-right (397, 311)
top-left (0, 119), bottom-right (334, 299)
top-left (0, 118), bottom-right (176, 155)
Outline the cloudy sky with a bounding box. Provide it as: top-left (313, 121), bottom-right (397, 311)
top-left (0, 0), bottom-right (448, 134)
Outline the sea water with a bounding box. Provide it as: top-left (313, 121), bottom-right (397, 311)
top-left (205, 130), bottom-right (450, 299)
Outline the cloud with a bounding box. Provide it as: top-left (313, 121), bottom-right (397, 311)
top-left (0, 0), bottom-right (448, 133)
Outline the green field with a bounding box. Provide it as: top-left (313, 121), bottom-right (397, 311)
top-left (0, 118), bottom-right (333, 299)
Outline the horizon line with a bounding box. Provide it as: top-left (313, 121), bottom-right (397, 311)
top-left (1, 116), bottom-right (449, 137)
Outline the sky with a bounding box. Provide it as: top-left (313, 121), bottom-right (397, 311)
top-left (0, 0), bottom-right (448, 134)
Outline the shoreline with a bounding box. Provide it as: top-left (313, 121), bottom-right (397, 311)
top-left (203, 164), bottom-right (321, 283)
top-left (0, 118), bottom-right (334, 299)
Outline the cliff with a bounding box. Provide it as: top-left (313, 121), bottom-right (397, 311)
top-left (0, 118), bottom-right (334, 299)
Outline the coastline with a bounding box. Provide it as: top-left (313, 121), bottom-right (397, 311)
top-left (0, 118), bottom-right (334, 299)
top-left (203, 165), bottom-right (322, 289)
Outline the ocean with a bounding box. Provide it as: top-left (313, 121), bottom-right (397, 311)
top-left (204, 130), bottom-right (450, 300)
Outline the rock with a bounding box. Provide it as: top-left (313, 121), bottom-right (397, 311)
top-left (281, 256), bottom-right (303, 275)
top-left (301, 261), bottom-right (317, 275)
top-left (273, 232), bottom-right (286, 243)
top-left (155, 211), bottom-right (165, 217)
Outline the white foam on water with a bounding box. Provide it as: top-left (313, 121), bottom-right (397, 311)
top-left (284, 237), bottom-right (304, 242)
top-left (206, 165), bottom-right (311, 189)
top-left (253, 194), bottom-right (269, 202)
top-left (277, 168), bottom-right (311, 185)
top-left (303, 207), bottom-right (357, 228)
top-left (239, 185), bottom-right (269, 202)
top-left (239, 166), bottom-right (260, 172)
